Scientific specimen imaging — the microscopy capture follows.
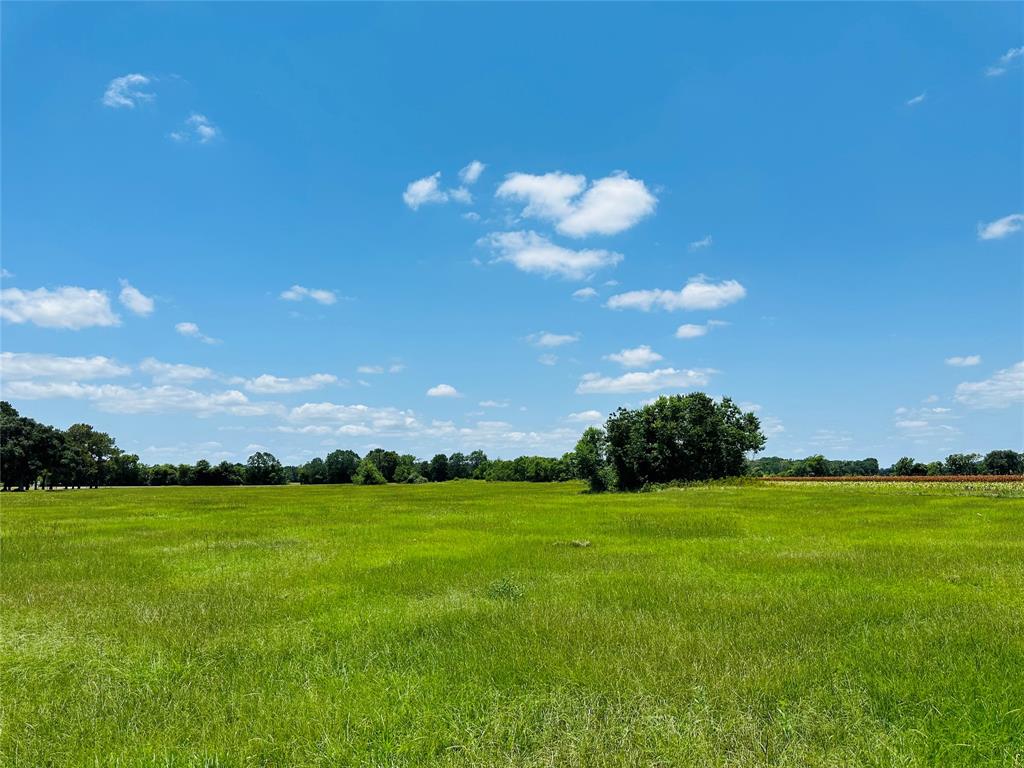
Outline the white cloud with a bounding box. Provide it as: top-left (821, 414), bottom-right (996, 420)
top-left (528, 331), bottom-right (580, 348)
top-left (572, 287), bottom-right (598, 301)
top-left (449, 187), bottom-right (473, 205)
top-left (102, 73), bottom-right (154, 109)
top-left (426, 383), bottom-right (461, 398)
top-left (462, 211), bottom-right (481, 222)
top-left (289, 402), bottom-right (421, 433)
top-left (357, 365), bottom-right (384, 374)
top-left (985, 46), bottom-right (1024, 77)
top-left (676, 320), bottom-right (728, 339)
top-left (945, 355), bottom-right (981, 367)
top-left (280, 285), bottom-right (337, 305)
top-left (906, 92), bottom-right (926, 107)
top-left (537, 354), bottom-right (558, 366)
top-left (496, 171), bottom-right (656, 238)
top-left (175, 321), bottom-right (219, 344)
top-left (2, 380), bottom-right (279, 417)
top-left (479, 399), bottom-right (509, 408)
top-left (139, 358), bottom-right (217, 384)
top-left (566, 410), bottom-right (604, 423)
top-left (0, 352), bottom-right (130, 381)
top-left (0, 286), bottom-right (120, 330)
top-left (688, 235), bottom-right (713, 251)
top-left (170, 113), bottom-right (220, 144)
top-left (459, 160), bottom-right (486, 185)
top-left (243, 373), bottom-right (337, 394)
top-left (118, 280), bottom-right (155, 316)
top-left (977, 213), bottom-right (1023, 240)
top-left (607, 276), bottom-right (746, 312)
top-left (576, 367), bottom-right (714, 394)
top-left (1, 269), bottom-right (13, 279)
top-left (604, 345), bottom-right (663, 369)
top-left (483, 230), bottom-right (623, 280)
top-left (403, 172), bottom-right (448, 209)
top-left (954, 361), bottom-right (1024, 409)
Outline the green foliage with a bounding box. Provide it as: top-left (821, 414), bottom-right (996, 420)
top-left (983, 449), bottom-right (1024, 475)
top-left (245, 452), bottom-right (285, 485)
top-left (573, 427), bottom-right (613, 492)
top-left (352, 457), bottom-right (386, 485)
top-left (365, 449), bottom-right (400, 483)
top-left (605, 394), bottom-right (765, 490)
top-left (325, 449), bottom-right (360, 483)
top-left (428, 453), bottom-right (449, 482)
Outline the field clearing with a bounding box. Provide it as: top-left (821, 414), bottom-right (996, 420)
top-left (2, 481), bottom-right (1023, 767)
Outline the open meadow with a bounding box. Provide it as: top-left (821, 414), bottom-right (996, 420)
top-left (3, 481), bottom-right (1023, 767)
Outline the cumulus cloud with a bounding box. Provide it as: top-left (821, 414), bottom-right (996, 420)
top-left (102, 73), bottom-right (154, 108)
top-left (170, 113), bottom-right (220, 144)
top-left (427, 383), bottom-right (461, 398)
top-left (403, 172), bottom-right (448, 209)
top-left (118, 280), bottom-right (155, 316)
top-left (459, 160), bottom-right (486, 185)
top-left (243, 373), bottom-right (337, 394)
top-left (0, 352), bottom-right (130, 381)
top-left (604, 345), bottom-right (663, 369)
top-left (496, 171), bottom-right (656, 238)
top-left (676, 320), bottom-right (728, 339)
top-left (528, 331), bottom-right (580, 348)
top-left (0, 286), bottom-right (120, 329)
top-left (607, 276), bottom-right (746, 312)
top-left (576, 367), bottom-right (714, 394)
top-left (175, 321), bottom-right (219, 344)
top-left (954, 361), bottom-right (1024, 409)
top-left (280, 285), bottom-right (337, 305)
top-left (945, 355), bottom-right (981, 367)
top-left (977, 213), bottom-right (1023, 240)
top-left (482, 230), bottom-right (623, 280)
top-left (289, 402), bottom-right (420, 433)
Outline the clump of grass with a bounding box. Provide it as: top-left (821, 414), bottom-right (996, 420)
top-left (570, 539), bottom-right (591, 548)
top-left (486, 577), bottom-right (524, 601)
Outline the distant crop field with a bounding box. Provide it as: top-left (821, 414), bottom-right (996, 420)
top-left (3, 481), bottom-right (1023, 767)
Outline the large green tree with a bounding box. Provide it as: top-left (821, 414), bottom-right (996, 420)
top-left (604, 394), bottom-right (764, 490)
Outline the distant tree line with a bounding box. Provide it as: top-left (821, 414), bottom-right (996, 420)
top-left (6, 396), bottom-right (1016, 492)
top-left (747, 451), bottom-right (1023, 477)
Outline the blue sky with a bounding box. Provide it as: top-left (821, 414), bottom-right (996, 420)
top-left (2, 2), bottom-right (1021, 466)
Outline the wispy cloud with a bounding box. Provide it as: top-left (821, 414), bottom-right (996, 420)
top-left (459, 160), bottom-right (486, 185)
top-left (576, 367), bottom-right (714, 394)
top-left (572, 287), bottom-right (598, 301)
top-left (954, 361), bottom-right (1024, 409)
top-left (243, 373), bottom-right (338, 394)
top-left (175, 321), bottom-right (219, 344)
top-left (945, 355), bottom-right (981, 367)
top-left (688, 235), bottom-right (713, 251)
top-left (170, 113), bottom-right (220, 144)
top-left (905, 92), bottom-right (927, 107)
top-left (977, 213), bottom-right (1023, 240)
top-left (607, 276), bottom-right (746, 312)
top-left (985, 46), bottom-right (1024, 77)
top-left (528, 331), bottom-right (580, 348)
top-left (676, 320), bottom-right (728, 339)
top-left (102, 73), bottom-right (154, 108)
top-left (280, 285), bottom-right (337, 305)
top-left (0, 352), bottom-right (130, 381)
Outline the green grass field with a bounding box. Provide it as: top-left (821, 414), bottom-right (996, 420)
top-left (3, 481), bottom-right (1023, 767)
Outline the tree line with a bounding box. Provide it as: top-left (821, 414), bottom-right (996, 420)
top-left (747, 451), bottom-right (1023, 477)
top-left (3, 396), bottom-right (1018, 492)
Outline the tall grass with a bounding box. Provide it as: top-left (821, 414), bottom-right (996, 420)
top-left (3, 481), bottom-right (1022, 766)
